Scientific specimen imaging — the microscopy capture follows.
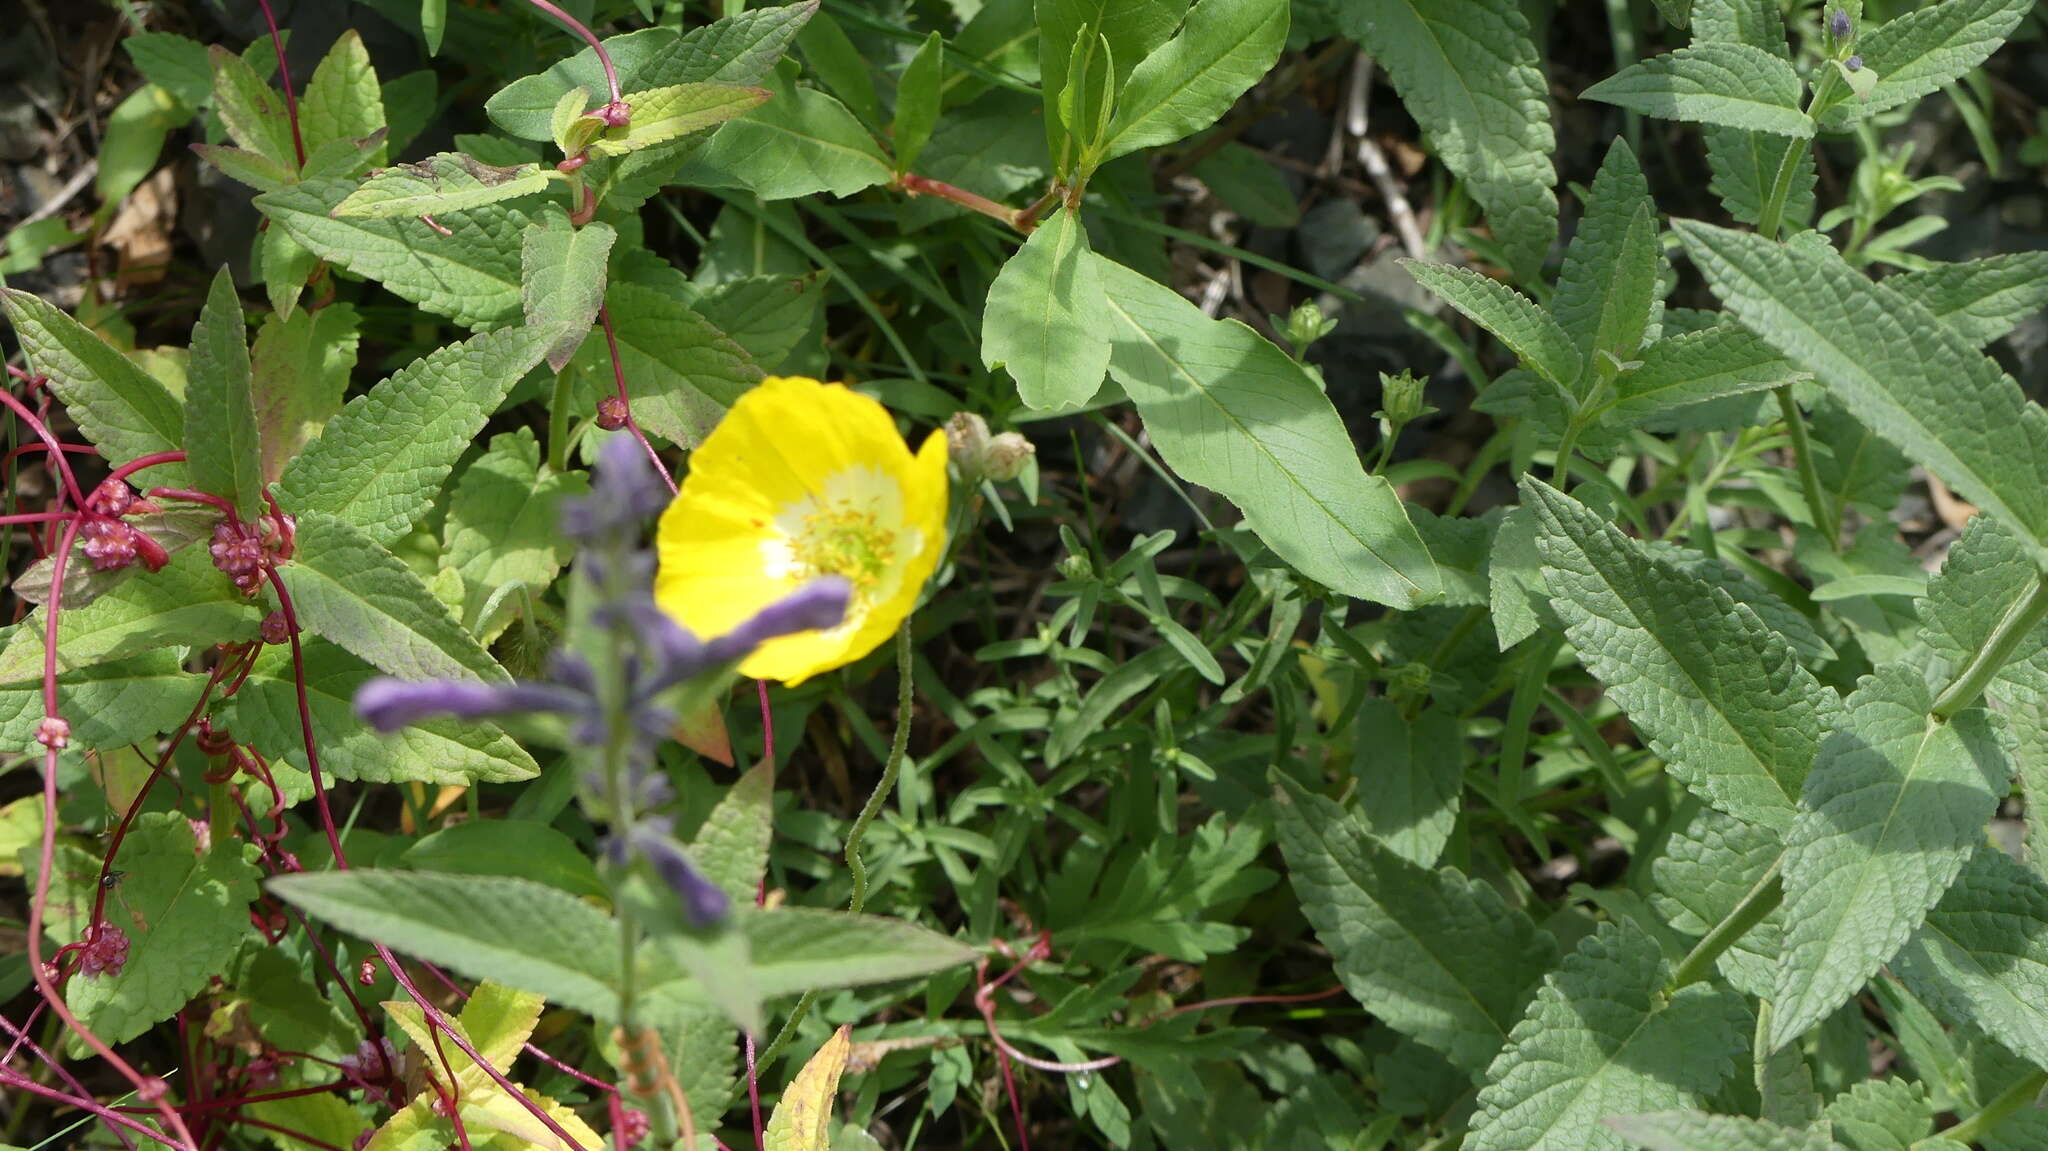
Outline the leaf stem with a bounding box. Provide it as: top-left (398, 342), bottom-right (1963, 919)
top-left (1666, 858), bottom-right (1783, 993)
top-left (1932, 570), bottom-right (2048, 720)
top-left (596, 304), bottom-right (678, 496)
top-left (1775, 385), bottom-right (1838, 550)
top-left (1922, 1069), bottom-right (2048, 1147)
top-left (895, 173), bottom-right (1034, 232)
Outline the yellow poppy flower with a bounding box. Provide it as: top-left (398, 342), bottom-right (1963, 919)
top-left (654, 375), bottom-right (948, 685)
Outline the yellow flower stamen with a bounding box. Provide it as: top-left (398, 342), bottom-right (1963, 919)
top-left (790, 502), bottom-right (896, 596)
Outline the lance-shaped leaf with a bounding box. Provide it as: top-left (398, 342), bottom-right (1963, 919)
top-left (1, 287), bottom-right (184, 475)
top-left (251, 303), bottom-right (358, 484)
top-left (276, 325), bottom-right (550, 546)
top-left (1524, 478), bottom-right (1832, 829)
top-left (1651, 808), bottom-right (1785, 999)
top-left (1694, 0), bottom-right (1814, 229)
top-left (1607, 1112), bottom-right (1847, 1151)
top-left (521, 213), bottom-right (614, 372)
top-left (1350, 701), bottom-right (1463, 868)
top-left (1038, 0), bottom-right (1182, 156)
top-left (441, 429), bottom-right (585, 640)
top-left (185, 268), bottom-right (264, 521)
top-left (1404, 261), bottom-right (1581, 391)
top-left (982, 206), bottom-right (1111, 412)
top-left (299, 30), bottom-right (385, 159)
top-left (257, 176), bottom-right (531, 330)
top-left (1815, 0), bottom-right (2031, 131)
top-left (1887, 251), bottom-right (2048, 347)
top-left (191, 144), bottom-right (294, 194)
top-left (676, 71), bottom-right (891, 200)
top-left (1552, 139), bottom-right (1664, 380)
top-left (210, 45), bottom-right (296, 168)
top-left (279, 511), bottom-right (508, 685)
top-left (1675, 221), bottom-right (2048, 550)
top-left (332, 152), bottom-right (553, 218)
top-left (1600, 323), bottom-right (1803, 428)
top-left (1096, 0), bottom-right (1288, 162)
top-left (691, 759), bottom-right (775, 904)
top-left (1272, 774), bottom-right (1556, 1073)
top-left (1328, 0), bottom-right (1555, 278)
top-left (1584, 43), bottom-right (1813, 137)
top-left (1468, 920), bottom-right (1749, 1151)
top-left (1094, 256), bottom-right (1440, 609)
top-left (574, 280), bottom-right (761, 448)
top-left (587, 83), bottom-right (771, 157)
top-left (1893, 847), bottom-right (2048, 1072)
top-left (1767, 664), bottom-right (2009, 1051)
top-left (0, 546), bottom-right (261, 682)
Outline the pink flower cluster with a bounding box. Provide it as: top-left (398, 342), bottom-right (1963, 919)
top-left (77, 922), bottom-right (129, 979)
top-left (78, 479), bottom-right (169, 573)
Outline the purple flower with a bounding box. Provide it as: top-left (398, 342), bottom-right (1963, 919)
top-left (1828, 7), bottom-right (1852, 39)
top-left (630, 824), bottom-right (731, 928)
top-left (561, 434), bottom-right (669, 543)
top-left (702, 578), bottom-right (852, 664)
top-left (355, 678), bottom-right (587, 732)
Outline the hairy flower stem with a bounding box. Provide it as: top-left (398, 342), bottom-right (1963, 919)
top-left (1665, 858), bottom-right (1782, 993)
top-left (521, 0), bottom-right (622, 105)
top-left (1775, 385), bottom-right (1839, 550)
top-left (1924, 1068), bottom-right (2048, 1146)
top-left (846, 625), bottom-right (916, 912)
top-left (1932, 570), bottom-right (2048, 720)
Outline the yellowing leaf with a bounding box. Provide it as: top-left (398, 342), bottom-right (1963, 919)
top-left (766, 1025), bottom-right (852, 1151)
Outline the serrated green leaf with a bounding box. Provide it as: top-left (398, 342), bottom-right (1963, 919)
top-left (185, 268), bottom-right (264, 521)
top-left (1810, 395), bottom-right (1911, 519)
top-left (0, 546), bottom-right (260, 683)
top-left (669, 908), bottom-right (976, 1002)
top-left (97, 85), bottom-right (182, 207)
top-left (587, 83), bottom-right (771, 157)
top-left (1651, 808), bottom-right (1785, 998)
top-left (1893, 847), bottom-right (2048, 1073)
top-left (67, 813), bottom-right (260, 1045)
top-left (256, 176), bottom-right (531, 330)
top-left (210, 45), bottom-right (296, 168)
top-left (1607, 1112), bottom-right (1845, 1151)
top-left (893, 31), bottom-right (945, 173)
top-left (280, 512), bottom-right (508, 684)
top-left (276, 325), bottom-right (549, 545)
top-left (486, 3), bottom-right (816, 141)
top-left (1096, 0), bottom-right (1287, 162)
top-left (1272, 774), bottom-right (1556, 1072)
top-left (1468, 920), bottom-right (1749, 1151)
top-left (983, 206), bottom-right (1111, 412)
top-left (1095, 256), bottom-right (1441, 609)
top-left (1815, 0), bottom-right (2031, 131)
top-left (0, 652), bottom-right (197, 752)
top-left (231, 640), bottom-right (536, 784)
top-left (1, 287), bottom-right (185, 475)
top-left (691, 272), bottom-right (825, 373)
top-left (521, 213), bottom-right (614, 372)
top-left (1768, 664), bottom-right (2009, 1051)
top-left (1887, 252), bottom-right (2048, 347)
top-left (1602, 323), bottom-right (1802, 428)
top-left (246, 1092), bottom-right (371, 1151)
top-left (1349, 701), bottom-right (1461, 868)
top-left (1525, 479), bottom-right (1832, 829)
top-left (299, 30), bottom-right (384, 160)
top-left (442, 429), bottom-right (584, 639)
top-left (1330, 0), bottom-right (1556, 278)
top-left (1553, 139), bottom-right (1664, 381)
top-left (236, 948), bottom-right (360, 1059)
top-left (1675, 220), bottom-right (2048, 551)
top-left (1404, 261), bottom-right (1581, 390)
top-left (1705, 125), bottom-right (1814, 229)
top-left (258, 215), bottom-right (319, 319)
top-left (677, 70), bottom-right (892, 199)
top-left (1823, 1078), bottom-right (1934, 1151)
top-left (575, 279), bottom-right (763, 449)
top-left (1585, 43), bottom-right (1813, 137)
top-left (333, 152), bottom-right (552, 219)
top-left (691, 759), bottom-right (775, 904)
top-left (251, 303), bottom-right (358, 485)
top-left (192, 143), bottom-right (294, 194)
top-left (124, 32), bottom-right (212, 109)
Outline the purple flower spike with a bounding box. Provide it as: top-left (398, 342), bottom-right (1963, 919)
top-left (1828, 7), bottom-right (1852, 38)
top-left (631, 826), bottom-right (731, 928)
top-left (562, 434), bottom-right (671, 543)
top-left (355, 677), bottom-right (584, 732)
top-left (704, 578), bottom-right (852, 663)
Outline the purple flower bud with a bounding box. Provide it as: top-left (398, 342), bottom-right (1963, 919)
top-left (563, 435), bottom-right (671, 542)
top-left (630, 826), bottom-right (730, 928)
top-left (703, 578), bottom-right (852, 664)
top-left (354, 677), bottom-right (585, 732)
top-left (1845, 54), bottom-right (1863, 71)
top-left (1828, 8), bottom-right (1852, 39)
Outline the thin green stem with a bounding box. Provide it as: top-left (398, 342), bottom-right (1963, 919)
top-left (1755, 140), bottom-right (1807, 243)
top-left (1667, 859), bottom-right (1783, 992)
top-left (548, 369), bottom-right (575, 473)
top-left (1775, 386), bottom-right (1839, 550)
top-left (847, 626), bottom-right (916, 913)
top-left (1550, 415), bottom-right (1585, 488)
top-left (1921, 1069), bottom-right (2048, 1147)
top-left (1932, 571), bottom-right (2048, 720)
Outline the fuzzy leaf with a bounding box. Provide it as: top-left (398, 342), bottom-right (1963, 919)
top-left (279, 511), bottom-right (508, 684)
top-left (0, 653), bottom-right (197, 752)
top-left (0, 547), bottom-right (260, 683)
top-left (1823, 1078), bottom-right (1935, 1151)
top-left (1097, 0), bottom-right (1288, 162)
top-left (1602, 323), bottom-right (1802, 428)
top-left (1553, 139), bottom-right (1664, 380)
top-left (1584, 43), bottom-right (1813, 137)
top-left (1893, 847), bottom-right (2048, 1072)
top-left (1467, 921), bottom-right (1749, 1151)
top-left (185, 268), bottom-right (265, 521)
top-left (1349, 701), bottom-right (1462, 868)
top-left (677, 70), bottom-right (892, 199)
top-left (521, 213), bottom-right (614, 372)
top-left (690, 272), bottom-right (824, 373)
top-left (1272, 774), bottom-right (1556, 1073)
top-left (575, 279), bottom-right (762, 448)
top-left (441, 429), bottom-right (585, 639)
top-left (1815, 0), bottom-right (2031, 131)
top-left (1, 287), bottom-right (185, 475)
top-left (1768, 664), bottom-right (2009, 1051)
top-left (1095, 256), bottom-right (1441, 609)
top-left (1887, 252), bottom-right (2048, 348)
top-left (1607, 1112), bottom-right (1846, 1151)
top-left (588, 83), bottom-right (771, 156)
top-left (1690, 0), bottom-right (1813, 227)
top-left (333, 152), bottom-right (552, 218)
top-left (251, 304), bottom-right (359, 485)
top-left (210, 45), bottom-right (296, 168)
top-left (766, 1027), bottom-right (851, 1151)
top-left (983, 206), bottom-right (1111, 411)
top-left (276, 326), bottom-right (550, 546)
top-left (299, 30), bottom-right (385, 158)
top-left (1405, 261), bottom-right (1581, 391)
top-left (691, 759), bottom-right (775, 903)
top-left (1651, 808), bottom-right (1785, 999)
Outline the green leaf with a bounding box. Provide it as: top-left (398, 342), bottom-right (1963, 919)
top-left (1823, 1078), bottom-right (1935, 1151)
top-left (575, 279), bottom-right (762, 448)
top-left (1405, 261), bottom-right (1581, 391)
top-left (246, 1093), bottom-right (371, 1151)
top-left (192, 143), bottom-right (294, 194)
top-left (0, 652), bottom-right (197, 752)
top-left (1767, 664), bottom-right (2010, 1051)
top-left (1190, 141), bottom-right (1301, 227)
top-left (268, 869), bottom-right (627, 1021)
top-left (690, 272), bottom-right (825, 373)
top-left (1094, 256), bottom-right (1440, 609)
top-left (690, 759), bottom-right (776, 904)
top-left (210, 45), bottom-right (295, 168)
top-left (982, 206), bottom-right (1111, 412)
top-left (230, 639), bottom-right (536, 784)
top-left (486, 3), bottom-right (817, 140)
top-left (421, 0), bottom-right (447, 55)
top-left (1348, 701), bottom-right (1462, 868)
top-left (677, 70), bottom-right (892, 200)
top-left (1651, 808), bottom-right (1785, 998)
top-left (332, 152), bottom-right (552, 219)
top-left (1607, 1112), bottom-right (1846, 1151)
top-left (1691, 0), bottom-right (1813, 231)
top-left (124, 32), bottom-right (212, 109)
top-left (1037, 0), bottom-right (1183, 155)
top-left (521, 213), bottom-right (614, 373)
top-left (67, 813), bottom-right (260, 1045)
top-left (256, 176), bottom-right (532, 330)
top-left (588, 83), bottom-right (771, 157)
top-left (257, 215), bottom-right (319, 319)
top-left (1, 287), bottom-right (184, 474)
top-left (1524, 479), bottom-right (1833, 829)
top-left (235, 948), bottom-right (360, 1059)
top-left (1584, 43), bottom-right (1813, 137)
top-left (1893, 847), bottom-right (2048, 1073)
top-left (892, 31), bottom-right (945, 173)
top-left (402, 821), bottom-right (605, 900)
top-left (1815, 0), bottom-right (2031, 131)
top-left (1675, 221), bottom-right (2048, 551)
top-left (709, 908), bottom-right (976, 1001)
top-left (441, 429), bottom-right (585, 639)
top-left (1887, 252), bottom-right (2048, 347)
top-left (1272, 774), bottom-right (1556, 1073)
top-left (276, 325), bottom-right (550, 546)
top-left (97, 86), bottom-right (182, 207)
top-left (299, 30), bottom-right (385, 159)
top-left (1553, 139), bottom-right (1665, 379)
top-left (1602, 323), bottom-right (1803, 428)
top-left (1330, 0), bottom-right (1556, 278)
top-left (185, 268), bottom-right (264, 521)
top-left (0, 546), bottom-right (260, 683)
top-left (1096, 0), bottom-right (1287, 162)
top-left (251, 303), bottom-right (359, 485)
top-left (280, 512), bottom-right (508, 684)
top-left (1467, 921), bottom-right (1749, 1151)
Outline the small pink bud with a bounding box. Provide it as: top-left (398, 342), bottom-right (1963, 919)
top-left (35, 716), bottom-right (69, 750)
top-left (86, 478), bottom-right (135, 517)
top-left (617, 1107), bottom-right (651, 1148)
top-left (135, 1077), bottom-right (168, 1102)
top-left (80, 519), bottom-right (139, 571)
top-left (189, 817), bottom-right (212, 855)
top-left (79, 922), bottom-right (130, 978)
top-left (261, 611), bottom-right (292, 645)
top-left (596, 395), bottom-right (630, 431)
top-left (358, 958), bottom-right (378, 986)
top-left (595, 100), bottom-right (632, 128)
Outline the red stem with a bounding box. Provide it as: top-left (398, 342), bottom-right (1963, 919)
top-left (0, 1069), bottom-right (184, 1150)
top-left (251, 0), bottom-right (307, 168)
top-left (520, 0), bottom-right (622, 105)
top-left (105, 449), bottom-right (189, 487)
top-left (0, 1013), bottom-right (136, 1150)
top-left (745, 1034), bottom-right (765, 1151)
top-left (0, 387), bottom-right (87, 510)
top-left (596, 306), bottom-right (677, 495)
top-left (224, 1114), bottom-right (343, 1151)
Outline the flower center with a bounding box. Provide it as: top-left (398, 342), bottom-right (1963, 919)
top-left (790, 502), bottom-right (896, 596)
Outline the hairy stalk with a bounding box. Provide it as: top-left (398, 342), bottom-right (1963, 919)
top-left (1932, 570), bottom-right (2048, 720)
top-left (895, 173), bottom-right (1034, 232)
top-left (1775, 385), bottom-right (1839, 550)
top-left (1666, 858), bottom-right (1783, 993)
top-left (847, 625), bottom-right (916, 914)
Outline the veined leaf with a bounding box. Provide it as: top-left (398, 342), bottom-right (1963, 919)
top-left (587, 83), bottom-right (771, 157)
top-left (124, 32), bottom-right (212, 109)
top-left (1329, 0), bottom-right (1556, 278)
top-left (1584, 43), bottom-right (1814, 138)
top-left (185, 268), bottom-right (264, 522)
top-left (210, 45), bottom-right (296, 168)
top-left (1096, 0), bottom-right (1288, 162)
top-left (1887, 252), bottom-right (2048, 347)
top-left (1038, 0), bottom-right (1182, 152)
top-left (1815, 0), bottom-right (2031, 131)
top-left (574, 279), bottom-right (762, 448)
top-left (691, 272), bottom-right (825, 373)
top-left (1405, 261), bottom-right (1581, 391)
top-left (276, 326), bottom-right (550, 546)
top-left (1349, 701), bottom-right (1462, 868)
top-left (332, 152), bottom-right (552, 219)
top-left (299, 30), bottom-right (385, 160)
top-left (1272, 774), bottom-right (1556, 1073)
top-left (1893, 847), bottom-right (2048, 1073)
top-left (257, 176), bottom-right (532, 330)
top-left (521, 213), bottom-right (614, 372)
top-left (1691, 0), bottom-right (1810, 230)
top-left (1095, 256), bottom-right (1441, 609)
top-left (1823, 1078), bottom-right (1936, 1151)
top-left (1553, 138), bottom-right (1664, 380)
top-left (982, 206), bottom-right (1111, 412)
top-left (1768, 664), bottom-right (2009, 1051)
top-left (677, 75), bottom-right (892, 200)
top-left (403, 821), bottom-right (605, 901)
top-left (442, 429), bottom-right (585, 640)
top-left (691, 759), bottom-right (775, 904)
top-left (765, 1027), bottom-right (851, 1151)
top-left (251, 303), bottom-right (359, 485)
top-left (1675, 221), bottom-right (2048, 550)
top-left (1525, 479), bottom-right (1833, 829)
top-left (0, 546), bottom-right (260, 683)
top-left (1, 287), bottom-right (185, 476)
top-left (1607, 1112), bottom-right (1846, 1151)
top-left (1468, 920), bottom-right (1749, 1151)
top-left (1651, 808), bottom-right (1785, 999)
top-left (0, 653), bottom-right (197, 752)
top-left (279, 511), bottom-right (508, 685)
top-left (1602, 323), bottom-right (1802, 427)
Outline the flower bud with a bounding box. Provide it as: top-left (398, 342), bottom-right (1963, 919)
top-left (86, 477), bottom-right (135, 517)
top-left (945, 412), bottom-right (991, 468)
top-left (945, 412), bottom-right (1034, 482)
top-left (1845, 54), bottom-right (1863, 71)
top-left (596, 395), bottom-right (630, 430)
top-left (1375, 371), bottom-right (1436, 428)
top-left (261, 611), bottom-right (292, 645)
top-left (35, 716), bottom-right (69, 750)
top-left (595, 100), bottom-right (632, 128)
top-left (983, 433), bottom-right (1034, 482)
top-left (1828, 7), bottom-right (1853, 39)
